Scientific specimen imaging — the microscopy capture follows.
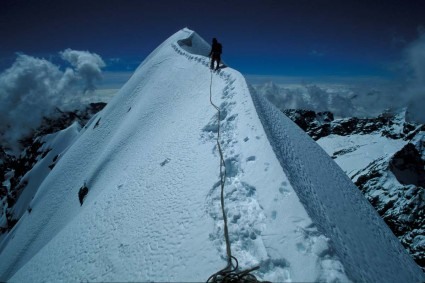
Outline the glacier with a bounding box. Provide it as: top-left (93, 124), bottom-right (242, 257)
top-left (0, 28), bottom-right (423, 282)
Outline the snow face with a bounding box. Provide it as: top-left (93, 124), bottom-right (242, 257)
top-left (250, 86), bottom-right (425, 282)
top-left (317, 131), bottom-right (425, 270)
top-left (0, 28), bottom-right (423, 282)
top-left (9, 122), bottom-right (81, 222)
top-left (318, 133), bottom-right (407, 181)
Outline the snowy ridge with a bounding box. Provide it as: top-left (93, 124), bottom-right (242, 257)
top-left (173, 32), bottom-right (351, 282)
top-left (0, 28), bottom-right (423, 282)
top-left (250, 87), bottom-right (425, 282)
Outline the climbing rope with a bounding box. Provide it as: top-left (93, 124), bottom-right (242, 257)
top-left (206, 69), bottom-right (264, 283)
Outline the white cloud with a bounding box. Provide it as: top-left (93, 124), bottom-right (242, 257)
top-left (248, 30), bottom-right (425, 124)
top-left (251, 75), bottom-right (408, 119)
top-left (402, 30), bottom-right (425, 123)
top-left (60, 49), bottom-right (105, 92)
top-left (0, 50), bottom-right (105, 152)
top-left (404, 33), bottom-right (425, 83)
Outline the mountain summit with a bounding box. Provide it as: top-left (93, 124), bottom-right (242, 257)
top-left (0, 28), bottom-right (423, 282)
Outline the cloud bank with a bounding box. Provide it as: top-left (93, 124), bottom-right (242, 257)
top-left (402, 31), bottom-right (425, 123)
top-left (253, 82), bottom-right (394, 119)
top-left (0, 50), bottom-right (105, 152)
top-left (60, 49), bottom-right (105, 92)
top-left (252, 30), bottom-right (425, 124)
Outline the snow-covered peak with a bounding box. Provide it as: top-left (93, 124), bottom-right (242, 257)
top-left (176, 28), bottom-right (211, 56)
top-left (0, 28), bottom-right (423, 282)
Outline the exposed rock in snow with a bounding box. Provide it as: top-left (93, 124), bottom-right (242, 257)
top-left (0, 103), bottom-right (105, 235)
top-left (282, 107), bottom-right (425, 271)
top-left (283, 108), bottom-right (423, 141)
top-left (389, 143), bottom-right (425, 187)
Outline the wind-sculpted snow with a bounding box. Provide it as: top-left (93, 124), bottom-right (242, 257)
top-left (250, 86), bottom-right (425, 282)
top-left (317, 130), bottom-right (425, 270)
top-left (0, 28), bottom-right (422, 282)
top-left (177, 29), bottom-right (211, 57)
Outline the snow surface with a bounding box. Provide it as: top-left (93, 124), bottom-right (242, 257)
top-left (0, 28), bottom-right (423, 282)
top-left (250, 86), bottom-right (424, 282)
top-left (316, 130), bottom-right (425, 269)
top-left (317, 133), bottom-right (407, 181)
top-left (9, 122), bottom-right (81, 222)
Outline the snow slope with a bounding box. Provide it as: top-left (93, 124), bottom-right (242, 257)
top-left (251, 88), bottom-right (424, 282)
top-left (318, 133), bottom-right (406, 180)
top-left (317, 131), bottom-right (425, 270)
top-left (9, 123), bottom-right (81, 223)
top-left (0, 28), bottom-right (423, 282)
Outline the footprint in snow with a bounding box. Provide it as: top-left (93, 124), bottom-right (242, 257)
top-left (160, 158), bottom-right (171, 166)
top-left (246, 156), bottom-right (256, 162)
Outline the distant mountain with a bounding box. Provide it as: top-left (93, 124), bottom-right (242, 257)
top-left (252, 80), bottom-right (392, 119)
top-left (282, 108), bottom-right (425, 270)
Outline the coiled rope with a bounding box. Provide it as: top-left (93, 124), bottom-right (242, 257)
top-left (206, 69), bottom-right (264, 283)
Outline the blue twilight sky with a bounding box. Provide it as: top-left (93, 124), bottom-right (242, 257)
top-left (0, 0), bottom-right (424, 79)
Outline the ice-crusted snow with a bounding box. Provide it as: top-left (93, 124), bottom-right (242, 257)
top-left (317, 130), bottom-right (425, 270)
top-left (0, 28), bottom-right (423, 282)
top-left (318, 133), bottom-right (407, 181)
top-left (250, 87), bottom-right (424, 282)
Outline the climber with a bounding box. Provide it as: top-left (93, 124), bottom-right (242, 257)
top-left (209, 38), bottom-right (222, 71)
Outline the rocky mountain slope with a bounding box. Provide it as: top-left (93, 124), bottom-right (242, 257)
top-left (0, 103), bottom-right (105, 235)
top-left (282, 108), bottom-right (425, 270)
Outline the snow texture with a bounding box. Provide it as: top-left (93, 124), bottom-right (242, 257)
top-left (250, 86), bottom-right (425, 282)
top-left (0, 28), bottom-right (423, 282)
top-left (318, 130), bottom-right (425, 270)
top-left (10, 122), bottom-right (81, 221)
top-left (318, 133), bottom-right (406, 181)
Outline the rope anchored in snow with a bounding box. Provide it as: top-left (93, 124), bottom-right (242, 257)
top-left (206, 70), bottom-right (264, 283)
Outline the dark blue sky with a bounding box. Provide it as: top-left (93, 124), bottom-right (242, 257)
top-left (1, 0), bottom-right (424, 78)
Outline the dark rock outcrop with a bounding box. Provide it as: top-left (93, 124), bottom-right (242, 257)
top-left (282, 109), bottom-right (420, 141)
top-left (283, 109), bottom-right (333, 140)
top-left (389, 143), bottom-right (425, 187)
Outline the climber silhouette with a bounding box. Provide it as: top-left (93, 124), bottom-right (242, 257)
top-left (209, 38), bottom-right (222, 71)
